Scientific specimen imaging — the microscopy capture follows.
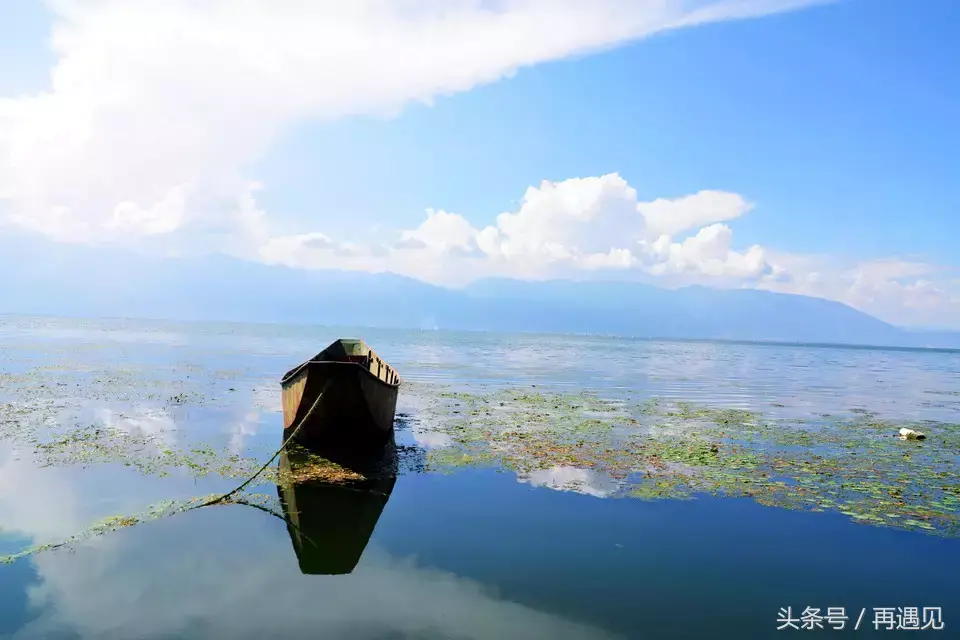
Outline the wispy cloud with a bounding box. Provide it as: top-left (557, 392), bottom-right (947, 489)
top-left (8, 0), bottom-right (948, 327)
top-left (1, 0), bottom-right (830, 247)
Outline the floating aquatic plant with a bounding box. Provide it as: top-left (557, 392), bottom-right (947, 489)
top-left (414, 387), bottom-right (960, 537)
top-left (0, 493), bottom-right (279, 564)
top-left (3, 349), bottom-right (959, 564)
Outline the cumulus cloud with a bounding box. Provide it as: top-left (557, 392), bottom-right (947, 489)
top-left (258, 172), bottom-right (954, 326)
top-left (402, 209), bottom-right (484, 256)
top-left (646, 223), bottom-right (770, 279)
top-left (639, 190), bottom-right (753, 238)
top-left (6, 0), bottom-right (953, 325)
top-left (262, 173), bottom-right (772, 286)
top-left (1, 0), bottom-right (829, 247)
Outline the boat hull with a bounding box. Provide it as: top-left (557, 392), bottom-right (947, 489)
top-left (281, 360), bottom-right (399, 451)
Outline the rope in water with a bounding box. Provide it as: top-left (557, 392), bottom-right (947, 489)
top-left (193, 381), bottom-right (332, 509)
top-left (0, 382), bottom-right (332, 564)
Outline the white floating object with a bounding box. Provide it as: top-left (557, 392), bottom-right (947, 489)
top-left (899, 428), bottom-right (926, 440)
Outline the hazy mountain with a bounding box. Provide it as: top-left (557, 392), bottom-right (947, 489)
top-left (1, 239), bottom-right (958, 349)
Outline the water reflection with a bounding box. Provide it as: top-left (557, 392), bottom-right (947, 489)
top-left (518, 465), bottom-right (618, 498)
top-left (2, 317), bottom-right (960, 638)
top-left (277, 429), bottom-right (406, 575)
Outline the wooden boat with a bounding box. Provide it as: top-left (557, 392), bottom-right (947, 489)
top-left (280, 339), bottom-right (401, 451)
top-left (277, 439), bottom-right (397, 575)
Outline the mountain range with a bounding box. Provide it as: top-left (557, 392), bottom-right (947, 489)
top-left (1, 240), bottom-right (958, 349)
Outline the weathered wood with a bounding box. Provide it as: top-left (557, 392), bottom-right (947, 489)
top-left (280, 339), bottom-right (401, 451)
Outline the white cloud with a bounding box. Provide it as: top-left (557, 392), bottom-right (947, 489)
top-left (0, 454), bottom-right (88, 544)
top-left (759, 256), bottom-right (960, 327)
top-left (97, 407), bottom-right (178, 448)
top-left (1, 0), bottom-right (829, 247)
top-left (103, 187), bottom-right (186, 236)
top-left (402, 209), bottom-right (483, 256)
top-left (485, 175), bottom-right (645, 259)
top-left (519, 465), bottom-right (619, 498)
top-left (258, 170), bottom-right (960, 325)
top-left (6, 456), bottom-right (620, 640)
top-left (6, 0), bottom-right (954, 325)
top-left (0, 446), bottom-right (222, 547)
top-left (412, 425), bottom-right (456, 449)
top-left (262, 173), bottom-right (772, 286)
top-left (227, 409), bottom-right (262, 456)
top-left (645, 223), bottom-right (769, 279)
top-left (19, 539), bottom-right (621, 640)
top-left (639, 190), bottom-right (753, 238)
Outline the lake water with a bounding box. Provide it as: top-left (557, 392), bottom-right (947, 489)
top-left (0, 315), bottom-right (958, 639)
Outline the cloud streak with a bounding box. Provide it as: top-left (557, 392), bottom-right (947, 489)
top-left (6, 0), bottom-right (953, 326)
top-left (1, 0), bottom-right (829, 246)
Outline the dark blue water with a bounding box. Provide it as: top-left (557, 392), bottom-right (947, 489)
top-left (0, 316), bottom-right (958, 639)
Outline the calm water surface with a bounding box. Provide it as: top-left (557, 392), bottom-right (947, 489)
top-left (1, 316), bottom-right (958, 639)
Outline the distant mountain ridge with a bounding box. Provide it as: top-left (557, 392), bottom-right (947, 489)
top-left (1, 241), bottom-right (958, 349)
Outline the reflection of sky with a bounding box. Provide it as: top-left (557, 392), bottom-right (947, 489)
top-left (227, 409), bottom-right (264, 456)
top-left (358, 328), bottom-right (960, 420)
top-left (249, 381), bottom-right (282, 413)
top-left (41, 392), bottom-right (276, 460)
top-left (9, 314), bottom-right (960, 421)
top-left (0, 395), bottom-right (279, 550)
top-left (18, 540), bottom-right (617, 640)
top-left (0, 452), bottom-right (220, 546)
top-left (3, 474), bottom-right (618, 640)
top-left (518, 466), bottom-right (618, 498)
top-left (5, 463), bottom-right (959, 640)
top-left (0, 454), bottom-right (88, 544)
top-left (411, 424), bottom-right (454, 449)
top-left (0, 316), bottom-right (187, 346)
top-left (96, 407), bottom-right (179, 448)
top-left (2, 316), bottom-right (960, 637)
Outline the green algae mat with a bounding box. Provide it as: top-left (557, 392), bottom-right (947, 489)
top-left (416, 388), bottom-right (960, 536)
top-left (2, 373), bottom-right (958, 562)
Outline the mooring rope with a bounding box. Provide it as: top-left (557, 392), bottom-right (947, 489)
top-left (193, 380), bottom-right (332, 509)
top-left (0, 382), bottom-right (337, 563)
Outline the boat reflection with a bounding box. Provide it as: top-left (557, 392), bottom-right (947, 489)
top-left (276, 432), bottom-right (398, 576)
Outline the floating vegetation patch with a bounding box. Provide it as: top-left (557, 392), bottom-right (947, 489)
top-left (278, 446), bottom-right (366, 485)
top-left (0, 361), bottom-right (399, 562)
top-left (0, 429), bottom-right (380, 562)
top-left (1, 399), bottom-right (261, 483)
top-left (414, 387), bottom-right (960, 537)
top-left (0, 492), bottom-right (278, 564)
top-left (0, 352), bottom-right (269, 415)
top-left (4, 340), bottom-right (960, 562)
top-left (0, 404), bottom-right (382, 561)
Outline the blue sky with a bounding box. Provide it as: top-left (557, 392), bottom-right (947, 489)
top-left (0, 0), bottom-right (958, 326)
top-left (255, 0), bottom-right (957, 258)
